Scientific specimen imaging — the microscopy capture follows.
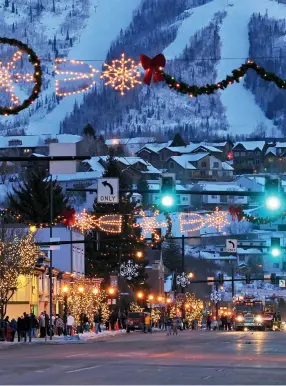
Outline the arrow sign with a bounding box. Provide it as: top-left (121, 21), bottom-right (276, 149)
top-left (97, 178), bottom-right (119, 204)
top-left (102, 180), bottom-right (114, 195)
top-left (226, 239), bottom-right (237, 253)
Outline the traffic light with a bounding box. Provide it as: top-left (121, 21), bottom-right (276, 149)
top-left (151, 227), bottom-right (161, 250)
top-left (265, 176), bottom-right (283, 212)
top-left (269, 237), bottom-right (282, 258)
top-left (160, 175), bottom-right (176, 209)
top-left (245, 273), bottom-right (251, 284)
top-left (270, 273), bottom-right (277, 284)
top-left (218, 273), bottom-right (224, 284)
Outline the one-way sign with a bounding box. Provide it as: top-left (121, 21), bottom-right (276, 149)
top-left (97, 178), bottom-right (119, 204)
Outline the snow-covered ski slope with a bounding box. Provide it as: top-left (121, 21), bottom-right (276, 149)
top-left (164, 0), bottom-right (286, 136)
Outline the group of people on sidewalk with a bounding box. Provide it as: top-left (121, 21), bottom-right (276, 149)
top-left (1, 312), bottom-right (76, 342)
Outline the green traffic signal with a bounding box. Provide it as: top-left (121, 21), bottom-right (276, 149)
top-left (160, 194), bottom-right (175, 208)
top-left (270, 247), bottom-right (282, 258)
top-left (265, 195), bottom-right (282, 212)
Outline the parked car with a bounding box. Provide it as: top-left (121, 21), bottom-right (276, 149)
top-left (126, 312), bottom-right (144, 333)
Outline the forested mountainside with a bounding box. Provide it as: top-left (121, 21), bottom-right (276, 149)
top-left (1, 0), bottom-right (286, 140)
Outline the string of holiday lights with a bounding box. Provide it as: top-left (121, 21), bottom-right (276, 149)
top-left (132, 207), bottom-right (172, 246)
top-left (100, 53), bottom-right (141, 95)
top-left (228, 205), bottom-right (286, 225)
top-left (0, 37), bottom-right (42, 116)
top-left (55, 58), bottom-right (98, 97)
top-left (179, 207), bottom-right (229, 233)
top-left (139, 53), bottom-right (286, 97)
top-left (73, 209), bottom-right (122, 233)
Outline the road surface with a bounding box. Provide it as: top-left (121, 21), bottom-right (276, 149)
top-left (0, 330), bottom-right (286, 384)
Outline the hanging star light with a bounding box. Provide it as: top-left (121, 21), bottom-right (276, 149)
top-left (55, 58), bottom-right (99, 96)
top-left (179, 207), bottom-right (229, 234)
top-left (120, 260), bottom-right (140, 280)
top-left (100, 53), bottom-right (141, 95)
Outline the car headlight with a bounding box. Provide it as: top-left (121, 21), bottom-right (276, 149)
top-left (255, 315), bottom-right (263, 323)
top-left (236, 315), bottom-right (244, 322)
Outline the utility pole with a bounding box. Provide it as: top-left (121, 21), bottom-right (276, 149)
top-left (231, 266), bottom-right (235, 298)
top-left (181, 234), bottom-right (185, 293)
top-left (49, 177), bottom-right (53, 341)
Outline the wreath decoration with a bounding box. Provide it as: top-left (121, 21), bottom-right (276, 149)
top-left (0, 37), bottom-right (42, 115)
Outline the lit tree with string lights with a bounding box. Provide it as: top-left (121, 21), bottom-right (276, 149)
top-left (85, 154), bottom-right (148, 292)
top-left (0, 232), bottom-right (40, 320)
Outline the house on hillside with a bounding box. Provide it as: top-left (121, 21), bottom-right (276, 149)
top-left (165, 153), bottom-right (233, 184)
top-left (232, 141), bottom-right (267, 174)
top-left (191, 182), bottom-right (247, 209)
top-left (136, 142), bottom-right (172, 168)
top-left (105, 137), bottom-right (156, 156)
top-left (202, 141), bottom-right (233, 160)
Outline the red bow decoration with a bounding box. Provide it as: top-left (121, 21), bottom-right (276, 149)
top-left (62, 209), bottom-right (76, 227)
top-left (140, 53), bottom-right (166, 85)
top-left (229, 206), bottom-right (243, 222)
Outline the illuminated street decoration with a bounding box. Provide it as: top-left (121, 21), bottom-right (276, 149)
top-left (179, 207), bottom-right (229, 233)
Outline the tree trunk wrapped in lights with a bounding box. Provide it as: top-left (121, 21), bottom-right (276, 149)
top-left (0, 232), bottom-right (40, 320)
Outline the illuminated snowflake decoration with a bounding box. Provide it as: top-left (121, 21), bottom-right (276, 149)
top-left (100, 53), bottom-right (141, 95)
top-left (0, 51), bottom-right (34, 105)
top-left (176, 272), bottom-right (190, 288)
top-left (120, 260), bottom-right (140, 281)
top-left (210, 290), bottom-right (221, 304)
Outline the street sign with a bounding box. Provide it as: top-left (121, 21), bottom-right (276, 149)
top-left (97, 178), bottom-right (119, 204)
top-left (279, 279), bottom-right (286, 288)
top-left (226, 239), bottom-right (238, 253)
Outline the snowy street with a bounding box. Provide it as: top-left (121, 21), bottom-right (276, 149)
top-left (0, 330), bottom-right (286, 385)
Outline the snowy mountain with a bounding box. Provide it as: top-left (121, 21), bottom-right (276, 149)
top-left (1, 0), bottom-right (286, 139)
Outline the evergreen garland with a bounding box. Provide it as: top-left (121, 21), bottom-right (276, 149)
top-left (162, 60), bottom-right (286, 97)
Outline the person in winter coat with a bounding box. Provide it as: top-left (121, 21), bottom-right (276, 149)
top-left (17, 316), bottom-right (25, 342)
top-left (207, 314), bottom-right (212, 331)
top-left (166, 317), bottom-right (172, 336)
top-left (10, 318), bottom-right (17, 342)
top-left (94, 312), bottom-right (102, 334)
top-left (67, 313), bottom-right (75, 335)
top-left (30, 313), bottom-right (38, 338)
top-left (39, 313), bottom-right (46, 338)
top-left (55, 315), bottom-right (65, 336)
top-left (23, 312), bottom-right (31, 342)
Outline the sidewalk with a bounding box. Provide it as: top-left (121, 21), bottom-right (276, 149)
top-left (0, 329), bottom-right (126, 346)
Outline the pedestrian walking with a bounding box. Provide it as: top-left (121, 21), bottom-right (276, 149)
top-left (30, 313), bottom-right (38, 338)
top-left (55, 315), bottom-right (64, 336)
top-left (212, 318), bottom-right (218, 331)
top-left (207, 314), bottom-right (212, 330)
top-left (23, 312), bottom-right (31, 342)
top-left (144, 313), bottom-right (151, 333)
top-left (166, 317), bottom-right (172, 336)
top-left (67, 313), bottom-right (75, 335)
top-left (10, 318), bottom-right (17, 342)
top-left (94, 311), bottom-right (102, 334)
top-left (39, 313), bottom-right (46, 338)
top-left (227, 314), bottom-right (232, 331)
top-left (17, 316), bottom-right (24, 342)
top-left (172, 317), bottom-right (179, 335)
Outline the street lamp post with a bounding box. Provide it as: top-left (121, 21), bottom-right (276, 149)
top-left (49, 177), bottom-right (53, 341)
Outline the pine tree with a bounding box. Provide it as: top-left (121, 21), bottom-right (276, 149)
top-left (162, 237), bottom-right (182, 273)
top-left (170, 133), bottom-right (187, 147)
top-left (11, 2), bottom-right (15, 13)
top-left (82, 123), bottom-right (95, 137)
top-left (4, 0), bottom-right (9, 8)
top-left (137, 178), bottom-right (149, 205)
top-left (8, 168), bottom-right (69, 223)
top-left (85, 156), bottom-right (148, 290)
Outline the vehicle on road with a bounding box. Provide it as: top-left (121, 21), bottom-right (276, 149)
top-left (126, 312), bottom-right (151, 333)
top-left (234, 296), bottom-right (265, 331)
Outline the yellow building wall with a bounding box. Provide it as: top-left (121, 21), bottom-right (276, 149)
top-left (6, 274), bottom-right (39, 319)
